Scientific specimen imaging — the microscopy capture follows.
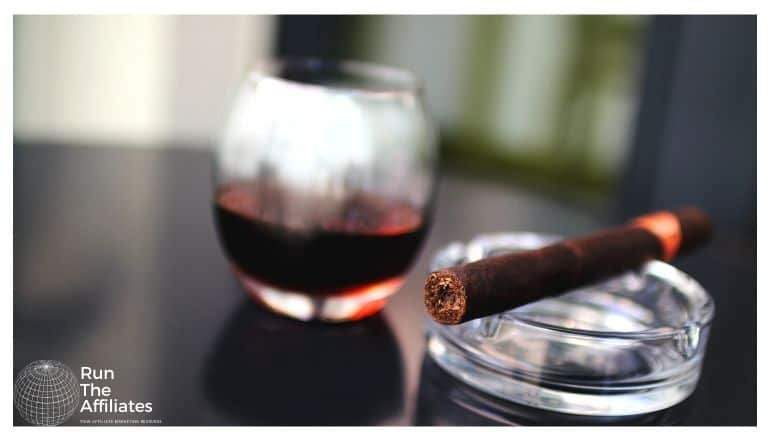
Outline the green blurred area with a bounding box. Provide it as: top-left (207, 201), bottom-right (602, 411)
top-left (347, 16), bottom-right (648, 201)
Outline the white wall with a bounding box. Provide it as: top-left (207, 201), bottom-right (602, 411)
top-left (14, 15), bottom-right (276, 147)
top-left (364, 16), bottom-right (474, 130)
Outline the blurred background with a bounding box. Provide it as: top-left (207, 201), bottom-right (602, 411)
top-left (13, 16), bottom-right (641, 196)
top-left (13, 15), bottom-right (756, 230)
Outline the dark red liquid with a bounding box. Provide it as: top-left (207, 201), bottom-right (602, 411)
top-left (214, 184), bottom-right (429, 296)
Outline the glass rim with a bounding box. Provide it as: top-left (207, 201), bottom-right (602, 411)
top-left (247, 57), bottom-right (424, 96)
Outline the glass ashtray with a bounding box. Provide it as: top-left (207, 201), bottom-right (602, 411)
top-left (425, 232), bottom-right (714, 417)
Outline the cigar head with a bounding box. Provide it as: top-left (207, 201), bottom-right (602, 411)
top-left (424, 271), bottom-right (467, 325)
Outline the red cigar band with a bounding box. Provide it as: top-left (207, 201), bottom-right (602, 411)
top-left (630, 211), bottom-right (682, 261)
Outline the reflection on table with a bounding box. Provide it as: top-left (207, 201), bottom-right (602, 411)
top-left (202, 302), bottom-right (404, 425)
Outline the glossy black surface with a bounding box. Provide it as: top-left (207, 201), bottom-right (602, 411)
top-left (13, 144), bottom-right (756, 425)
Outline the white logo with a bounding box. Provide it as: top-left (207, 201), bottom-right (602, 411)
top-left (14, 360), bottom-right (80, 426)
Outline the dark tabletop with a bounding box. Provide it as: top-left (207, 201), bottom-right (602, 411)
top-left (13, 144), bottom-right (756, 426)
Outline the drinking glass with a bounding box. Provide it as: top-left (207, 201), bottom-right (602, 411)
top-left (213, 58), bottom-right (438, 322)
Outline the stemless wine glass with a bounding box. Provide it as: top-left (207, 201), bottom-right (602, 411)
top-left (213, 58), bottom-right (438, 322)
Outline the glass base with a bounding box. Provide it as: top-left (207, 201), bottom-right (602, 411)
top-left (426, 330), bottom-right (701, 416)
top-left (234, 269), bottom-right (403, 322)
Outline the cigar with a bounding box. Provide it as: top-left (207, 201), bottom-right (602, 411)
top-left (424, 207), bottom-right (712, 325)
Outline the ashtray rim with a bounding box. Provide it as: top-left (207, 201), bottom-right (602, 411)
top-left (429, 231), bottom-right (715, 341)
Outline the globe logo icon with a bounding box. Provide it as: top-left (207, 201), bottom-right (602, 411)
top-left (14, 360), bottom-right (80, 426)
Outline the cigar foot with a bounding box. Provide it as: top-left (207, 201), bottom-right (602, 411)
top-left (424, 271), bottom-right (467, 325)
